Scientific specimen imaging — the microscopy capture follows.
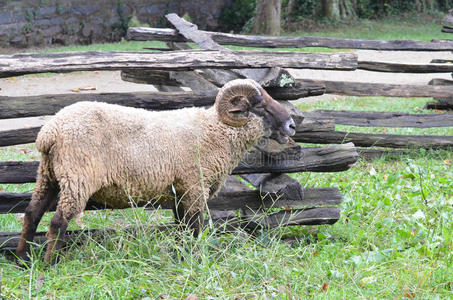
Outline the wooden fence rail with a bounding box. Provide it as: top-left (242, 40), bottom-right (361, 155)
top-left (0, 85), bottom-right (326, 119)
top-left (0, 51), bottom-right (357, 78)
top-left (296, 79), bottom-right (453, 98)
top-left (294, 132), bottom-right (453, 149)
top-left (0, 186), bottom-right (342, 215)
top-left (0, 144), bottom-right (359, 184)
top-left (303, 110), bottom-right (453, 128)
top-left (127, 27), bottom-right (453, 51)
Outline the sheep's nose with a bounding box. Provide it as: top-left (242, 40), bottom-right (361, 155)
top-left (283, 118), bottom-right (296, 136)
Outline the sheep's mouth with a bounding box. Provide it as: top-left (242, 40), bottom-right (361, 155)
top-left (274, 118), bottom-right (296, 144)
top-left (274, 131), bottom-right (291, 144)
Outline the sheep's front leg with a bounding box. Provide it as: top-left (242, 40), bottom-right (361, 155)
top-left (182, 189), bottom-right (208, 237)
top-left (184, 211), bottom-right (202, 237)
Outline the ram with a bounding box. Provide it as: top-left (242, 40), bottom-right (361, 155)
top-left (16, 79), bottom-right (296, 263)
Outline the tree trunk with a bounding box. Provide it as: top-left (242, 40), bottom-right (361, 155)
top-left (322, 0), bottom-right (355, 20)
top-left (322, 0), bottom-right (340, 20)
top-left (252, 0), bottom-right (281, 35)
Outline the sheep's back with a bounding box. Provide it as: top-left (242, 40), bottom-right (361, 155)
top-left (39, 102), bottom-right (207, 203)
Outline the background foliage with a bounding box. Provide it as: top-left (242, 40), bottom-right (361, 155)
top-left (219, 0), bottom-right (453, 33)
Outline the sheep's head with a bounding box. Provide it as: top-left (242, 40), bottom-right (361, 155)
top-left (216, 79), bottom-right (296, 144)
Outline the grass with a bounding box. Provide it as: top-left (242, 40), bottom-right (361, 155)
top-left (0, 18), bottom-right (452, 299)
top-left (290, 15), bottom-right (451, 42)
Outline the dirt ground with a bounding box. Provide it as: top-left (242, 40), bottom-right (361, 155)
top-left (1, 50), bottom-right (452, 131)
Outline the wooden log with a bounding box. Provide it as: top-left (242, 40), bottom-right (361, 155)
top-left (166, 13), bottom-right (228, 51)
top-left (430, 59), bottom-right (453, 64)
top-left (164, 14), bottom-right (298, 90)
top-left (168, 71), bottom-right (218, 92)
top-left (154, 85), bottom-right (185, 92)
top-left (442, 13), bottom-right (453, 29)
top-left (265, 83), bottom-right (325, 99)
top-left (0, 161), bottom-right (39, 183)
top-left (0, 91), bottom-right (218, 121)
top-left (0, 127), bottom-right (41, 147)
top-left (127, 27), bottom-right (453, 51)
top-left (121, 70), bottom-right (180, 86)
top-left (358, 61), bottom-right (453, 73)
top-left (425, 97), bottom-right (453, 110)
top-left (235, 143), bottom-right (358, 173)
top-left (0, 85), bottom-right (325, 120)
top-left (425, 101), bottom-right (453, 110)
top-left (244, 207), bottom-right (340, 229)
top-left (121, 66), bottom-right (300, 89)
top-left (296, 79), bottom-right (453, 98)
top-left (0, 51), bottom-right (357, 78)
top-left (0, 205), bottom-right (340, 251)
top-left (303, 110), bottom-right (453, 128)
top-left (441, 27), bottom-right (453, 33)
top-left (1, 117), bottom-right (332, 147)
top-left (0, 144), bottom-right (358, 184)
top-left (0, 186), bottom-right (341, 215)
top-left (294, 131), bottom-right (453, 149)
top-left (428, 78), bottom-right (453, 86)
top-left (430, 38), bottom-right (453, 44)
top-left (241, 173), bottom-right (305, 201)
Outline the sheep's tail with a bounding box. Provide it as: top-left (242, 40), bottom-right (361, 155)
top-left (35, 123), bottom-right (59, 154)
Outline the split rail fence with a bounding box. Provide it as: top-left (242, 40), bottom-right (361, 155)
top-left (1, 13), bottom-right (452, 252)
top-left (126, 14), bottom-right (453, 152)
top-left (0, 15), bottom-right (365, 252)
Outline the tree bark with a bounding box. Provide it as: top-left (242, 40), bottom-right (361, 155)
top-left (252, 0), bottom-right (281, 36)
top-left (322, 0), bottom-right (355, 20)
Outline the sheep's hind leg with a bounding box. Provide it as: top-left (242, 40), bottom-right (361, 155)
top-left (16, 174), bottom-right (59, 264)
top-left (44, 179), bottom-right (90, 264)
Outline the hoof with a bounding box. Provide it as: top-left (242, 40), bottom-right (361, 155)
top-left (6, 251), bottom-right (31, 268)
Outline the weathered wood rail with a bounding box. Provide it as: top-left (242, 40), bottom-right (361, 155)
top-left (3, 14), bottom-right (453, 253)
top-left (0, 206), bottom-right (341, 251)
top-left (0, 84), bottom-right (325, 119)
top-left (296, 79), bottom-right (453, 98)
top-left (0, 144), bottom-right (359, 184)
top-left (0, 50), bottom-right (357, 78)
top-left (122, 16), bottom-right (453, 152)
top-left (294, 132), bottom-right (453, 149)
top-left (303, 110), bottom-right (453, 128)
top-left (127, 27), bottom-right (453, 51)
top-left (0, 186), bottom-right (343, 215)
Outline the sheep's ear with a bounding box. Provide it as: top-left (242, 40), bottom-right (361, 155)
top-left (228, 101), bottom-right (248, 113)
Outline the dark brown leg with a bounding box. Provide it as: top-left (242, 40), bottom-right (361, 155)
top-left (43, 175), bottom-right (91, 264)
top-left (184, 212), bottom-right (202, 237)
top-left (44, 210), bottom-right (68, 264)
top-left (16, 177), bottom-right (59, 263)
top-left (172, 204), bottom-right (185, 225)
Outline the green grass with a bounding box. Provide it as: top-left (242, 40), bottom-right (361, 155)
top-left (0, 19), bottom-right (452, 298)
top-left (289, 15), bottom-right (451, 42)
top-left (1, 94), bottom-right (451, 299)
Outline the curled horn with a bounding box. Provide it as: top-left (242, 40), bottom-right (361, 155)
top-left (215, 79), bottom-right (262, 127)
